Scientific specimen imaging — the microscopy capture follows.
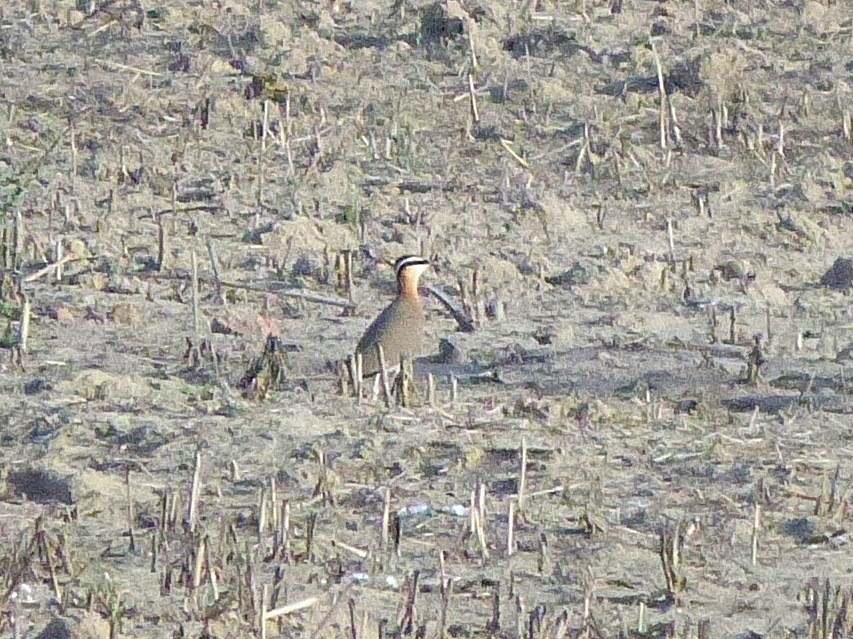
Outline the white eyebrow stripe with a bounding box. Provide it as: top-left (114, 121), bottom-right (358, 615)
top-left (394, 256), bottom-right (430, 278)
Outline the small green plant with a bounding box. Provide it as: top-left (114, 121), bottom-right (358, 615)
top-left (0, 297), bottom-right (19, 320)
top-left (87, 575), bottom-right (127, 639)
top-left (0, 163), bottom-right (25, 272)
top-left (336, 202), bottom-right (362, 227)
top-left (0, 129), bottom-right (64, 272)
top-left (0, 166), bottom-right (25, 217)
top-left (0, 321), bottom-right (17, 349)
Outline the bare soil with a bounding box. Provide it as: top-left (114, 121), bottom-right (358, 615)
top-left (1, 0), bottom-right (852, 638)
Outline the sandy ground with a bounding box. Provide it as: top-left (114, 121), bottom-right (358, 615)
top-left (0, 0), bottom-right (851, 637)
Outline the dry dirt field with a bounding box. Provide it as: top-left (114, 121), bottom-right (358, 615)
top-left (1, 0), bottom-right (852, 637)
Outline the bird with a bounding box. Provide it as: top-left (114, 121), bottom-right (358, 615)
top-left (354, 255), bottom-right (431, 380)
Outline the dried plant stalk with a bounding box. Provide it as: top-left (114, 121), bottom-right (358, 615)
top-left (191, 249), bottom-right (200, 337)
top-left (187, 451), bottom-right (202, 533)
top-left (517, 438), bottom-right (528, 511)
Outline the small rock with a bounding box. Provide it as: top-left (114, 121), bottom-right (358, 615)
top-left (48, 306), bottom-right (75, 322)
top-left (210, 317), bottom-right (233, 335)
top-left (533, 326), bottom-right (573, 349)
top-left (109, 303), bottom-right (139, 325)
top-left (485, 299), bottom-right (505, 321)
top-left (84, 306), bottom-right (108, 323)
top-left (675, 398), bottom-right (700, 414)
top-left (437, 338), bottom-right (463, 364)
top-left (23, 378), bottom-right (49, 395)
top-left (549, 326), bottom-right (574, 349)
top-left (801, 0), bottom-right (827, 28)
top-left (713, 259), bottom-right (753, 282)
top-left (419, 2), bottom-right (466, 48)
top-left (819, 257), bottom-right (853, 290)
top-left (292, 254), bottom-right (323, 279)
top-left (86, 272), bottom-right (107, 291)
top-left (75, 0), bottom-right (95, 14)
top-left (495, 343), bottom-right (524, 365)
top-left (12, 583), bottom-right (38, 606)
top-left (67, 9), bottom-right (88, 24)
top-left (532, 329), bottom-right (552, 345)
top-left (75, 612), bottom-right (110, 639)
top-left (35, 613), bottom-right (109, 639)
top-left (545, 260), bottom-right (603, 288)
top-left (836, 344), bottom-right (853, 362)
top-left (36, 618), bottom-right (73, 639)
top-left (68, 239), bottom-right (89, 259)
top-left (782, 516), bottom-right (821, 542)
